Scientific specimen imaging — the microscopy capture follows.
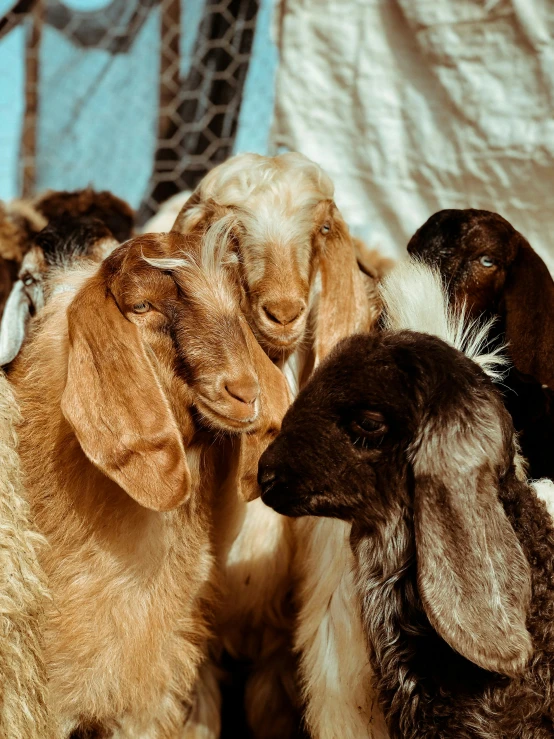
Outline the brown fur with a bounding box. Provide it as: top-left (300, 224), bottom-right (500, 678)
top-left (171, 153), bottom-right (378, 364)
top-left (10, 229), bottom-right (288, 735)
top-left (33, 188), bottom-right (134, 244)
top-left (353, 237), bottom-right (395, 281)
top-left (407, 209), bottom-right (554, 387)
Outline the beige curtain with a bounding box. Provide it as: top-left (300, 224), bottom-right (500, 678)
top-left (272, 0), bottom-right (554, 265)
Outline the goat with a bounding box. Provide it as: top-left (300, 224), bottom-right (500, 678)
top-left (0, 216), bottom-right (118, 367)
top-left (260, 260), bottom-right (554, 738)
top-left (0, 370), bottom-right (52, 738)
top-left (407, 208), bottom-right (554, 480)
top-left (172, 152), bottom-right (382, 737)
top-left (0, 188), bottom-right (134, 321)
top-left (10, 227), bottom-right (288, 736)
top-left (172, 152), bottom-right (376, 371)
top-left (0, 200), bottom-right (46, 320)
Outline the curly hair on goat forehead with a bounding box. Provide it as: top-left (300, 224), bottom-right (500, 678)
top-left (258, 329), bottom-right (512, 521)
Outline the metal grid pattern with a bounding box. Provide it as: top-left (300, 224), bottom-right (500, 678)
top-left (0, 0), bottom-right (261, 223)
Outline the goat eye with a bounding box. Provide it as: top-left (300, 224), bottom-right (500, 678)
top-left (479, 255), bottom-right (495, 268)
top-left (133, 301), bottom-right (150, 314)
top-left (320, 223), bottom-right (331, 235)
top-left (22, 275), bottom-right (34, 287)
top-left (349, 411), bottom-right (387, 439)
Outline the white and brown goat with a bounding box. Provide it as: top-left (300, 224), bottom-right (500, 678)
top-left (10, 228), bottom-right (288, 736)
top-left (172, 151), bottom-right (383, 738)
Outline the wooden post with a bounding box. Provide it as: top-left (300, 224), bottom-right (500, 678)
top-left (21, 0), bottom-right (43, 198)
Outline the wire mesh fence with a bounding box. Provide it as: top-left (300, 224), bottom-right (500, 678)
top-left (0, 0), bottom-right (271, 224)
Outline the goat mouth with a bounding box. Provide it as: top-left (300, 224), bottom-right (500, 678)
top-left (255, 326), bottom-right (303, 350)
top-left (261, 483), bottom-right (309, 517)
top-left (194, 395), bottom-right (259, 432)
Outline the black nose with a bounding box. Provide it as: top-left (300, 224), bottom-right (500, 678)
top-left (258, 466), bottom-right (277, 493)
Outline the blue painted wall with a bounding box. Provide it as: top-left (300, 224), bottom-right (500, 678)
top-left (0, 0), bottom-right (278, 207)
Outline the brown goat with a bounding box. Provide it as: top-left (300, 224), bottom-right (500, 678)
top-left (172, 152), bottom-right (384, 737)
top-left (407, 208), bottom-right (554, 480)
top-left (172, 152), bottom-right (376, 368)
top-left (10, 228), bottom-right (288, 736)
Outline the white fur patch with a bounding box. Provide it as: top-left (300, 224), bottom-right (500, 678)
top-left (381, 258), bottom-right (508, 382)
top-left (532, 479), bottom-right (554, 520)
top-left (294, 518), bottom-right (388, 739)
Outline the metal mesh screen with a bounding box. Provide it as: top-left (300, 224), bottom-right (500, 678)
top-left (0, 0), bottom-right (261, 223)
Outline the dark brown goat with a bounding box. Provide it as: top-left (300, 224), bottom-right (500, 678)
top-left (407, 208), bottom-right (554, 480)
top-left (259, 331), bottom-right (554, 738)
top-left (0, 188), bottom-right (134, 320)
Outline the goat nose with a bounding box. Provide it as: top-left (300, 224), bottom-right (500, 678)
top-left (263, 299), bottom-right (305, 326)
top-left (225, 375), bottom-right (259, 405)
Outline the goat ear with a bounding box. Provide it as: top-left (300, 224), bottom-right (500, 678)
top-left (0, 281), bottom-right (31, 365)
top-left (414, 432), bottom-right (532, 676)
top-left (171, 191), bottom-right (210, 233)
top-left (503, 238), bottom-right (554, 389)
top-left (315, 206), bottom-right (374, 363)
top-left (234, 326), bottom-right (291, 502)
top-left (61, 274), bottom-right (191, 511)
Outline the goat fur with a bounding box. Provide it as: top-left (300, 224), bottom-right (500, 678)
top-left (0, 371), bottom-right (52, 738)
top-left (172, 152), bottom-right (382, 736)
top-left (0, 216), bottom-right (119, 367)
top-left (143, 191), bottom-right (193, 233)
top-left (0, 187), bottom-right (133, 322)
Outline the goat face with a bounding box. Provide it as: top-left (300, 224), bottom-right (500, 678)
top-left (52, 226), bottom-right (289, 513)
top-left (172, 153), bottom-right (366, 359)
top-left (407, 208), bottom-right (554, 390)
top-left (102, 230), bottom-right (262, 433)
top-left (259, 330), bottom-right (534, 677)
top-left (258, 331), bottom-right (420, 521)
top-left (60, 229), bottom-right (289, 511)
top-left (235, 197), bottom-right (339, 357)
top-left (406, 209), bottom-right (520, 317)
top-left (258, 330), bottom-right (512, 523)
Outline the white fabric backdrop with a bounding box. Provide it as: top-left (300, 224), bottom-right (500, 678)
top-left (271, 0), bottom-right (554, 265)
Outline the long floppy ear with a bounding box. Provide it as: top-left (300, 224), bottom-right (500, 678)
top-left (503, 238), bottom-right (554, 389)
top-left (61, 274), bottom-right (191, 511)
top-left (315, 207), bottom-right (374, 363)
top-left (0, 281), bottom-right (31, 365)
top-left (234, 326), bottom-right (291, 502)
top-left (413, 419), bottom-right (533, 676)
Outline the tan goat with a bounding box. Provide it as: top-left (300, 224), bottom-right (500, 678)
top-left (172, 152), bottom-right (383, 737)
top-left (0, 370), bottom-right (52, 738)
top-left (10, 228), bottom-right (289, 736)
